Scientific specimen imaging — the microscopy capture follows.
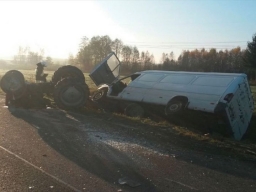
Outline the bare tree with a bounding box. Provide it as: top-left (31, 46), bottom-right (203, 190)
top-left (112, 38), bottom-right (123, 57)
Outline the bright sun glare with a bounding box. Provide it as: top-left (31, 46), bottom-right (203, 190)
top-left (0, 1), bottom-right (136, 59)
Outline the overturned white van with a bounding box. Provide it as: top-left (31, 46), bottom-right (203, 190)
top-left (90, 52), bottom-right (254, 140)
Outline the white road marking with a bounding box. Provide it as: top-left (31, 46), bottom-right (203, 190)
top-left (165, 178), bottom-right (198, 190)
top-left (0, 145), bottom-right (81, 192)
top-left (31, 124), bottom-right (40, 129)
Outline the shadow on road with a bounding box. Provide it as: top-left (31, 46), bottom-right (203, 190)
top-left (8, 105), bottom-right (256, 191)
top-left (9, 107), bottom-right (156, 191)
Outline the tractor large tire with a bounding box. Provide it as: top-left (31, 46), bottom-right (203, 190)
top-left (54, 77), bottom-right (89, 110)
top-left (52, 65), bottom-right (85, 85)
top-left (0, 70), bottom-right (26, 99)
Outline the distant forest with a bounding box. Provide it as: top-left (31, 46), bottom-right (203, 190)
top-left (0, 33), bottom-right (256, 81)
top-left (70, 35), bottom-right (256, 81)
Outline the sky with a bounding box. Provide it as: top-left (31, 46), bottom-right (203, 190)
top-left (0, 0), bottom-right (256, 63)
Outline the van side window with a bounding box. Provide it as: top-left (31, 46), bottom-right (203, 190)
top-left (138, 74), bottom-right (164, 82)
top-left (161, 75), bottom-right (195, 84)
top-left (192, 76), bottom-right (233, 87)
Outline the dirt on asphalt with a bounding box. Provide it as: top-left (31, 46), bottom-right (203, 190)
top-left (1, 94), bottom-right (256, 191)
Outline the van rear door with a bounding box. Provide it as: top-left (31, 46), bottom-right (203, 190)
top-left (225, 81), bottom-right (254, 140)
top-left (89, 52), bottom-right (121, 86)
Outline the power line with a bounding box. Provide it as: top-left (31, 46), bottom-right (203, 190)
top-left (125, 44), bottom-right (247, 48)
top-left (124, 45), bottom-right (247, 50)
top-left (125, 41), bottom-right (248, 45)
top-left (124, 41), bottom-right (247, 50)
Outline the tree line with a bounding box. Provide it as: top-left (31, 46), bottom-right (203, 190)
top-left (69, 34), bottom-right (256, 81)
top-left (0, 46), bottom-right (65, 71)
top-left (2, 33), bottom-right (255, 81)
top-left (68, 35), bottom-right (155, 73)
top-left (12, 47), bottom-right (56, 67)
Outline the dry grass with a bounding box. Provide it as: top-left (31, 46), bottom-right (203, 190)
top-left (1, 69), bottom-right (256, 147)
top-left (0, 69), bottom-right (98, 94)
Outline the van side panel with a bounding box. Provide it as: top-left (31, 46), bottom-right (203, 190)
top-left (121, 86), bottom-right (147, 101)
top-left (120, 73), bottom-right (164, 101)
top-left (142, 88), bottom-right (221, 112)
top-left (192, 76), bottom-right (234, 87)
top-left (140, 74), bottom-right (231, 112)
top-left (142, 81), bottom-right (227, 112)
top-left (120, 80), bottom-right (157, 101)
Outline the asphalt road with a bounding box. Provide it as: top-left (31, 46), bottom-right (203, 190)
top-left (0, 95), bottom-right (256, 192)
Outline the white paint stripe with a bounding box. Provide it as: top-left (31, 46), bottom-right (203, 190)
top-left (165, 178), bottom-right (198, 190)
top-left (32, 124), bottom-right (40, 129)
top-left (0, 145), bottom-right (81, 192)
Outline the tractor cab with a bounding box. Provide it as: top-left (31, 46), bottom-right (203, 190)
top-left (89, 52), bottom-right (121, 86)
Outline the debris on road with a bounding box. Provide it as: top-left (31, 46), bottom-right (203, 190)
top-left (118, 177), bottom-right (141, 187)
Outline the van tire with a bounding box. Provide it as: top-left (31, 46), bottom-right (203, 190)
top-left (124, 103), bottom-right (144, 118)
top-left (54, 77), bottom-right (89, 109)
top-left (92, 88), bottom-right (108, 102)
top-left (52, 65), bottom-right (85, 85)
top-left (165, 99), bottom-right (185, 115)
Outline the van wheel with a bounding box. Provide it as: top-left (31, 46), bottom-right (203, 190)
top-left (125, 103), bottom-right (144, 118)
top-left (92, 88), bottom-right (108, 102)
top-left (165, 99), bottom-right (185, 115)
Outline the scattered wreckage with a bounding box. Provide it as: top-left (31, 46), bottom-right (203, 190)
top-left (0, 52), bottom-right (254, 140)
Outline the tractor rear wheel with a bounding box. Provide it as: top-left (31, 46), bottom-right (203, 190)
top-left (52, 65), bottom-right (85, 85)
top-left (54, 77), bottom-right (89, 109)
